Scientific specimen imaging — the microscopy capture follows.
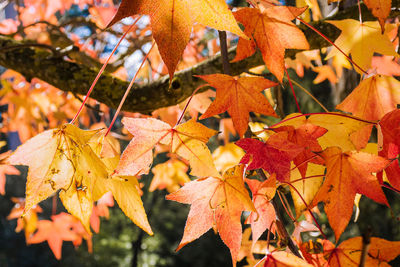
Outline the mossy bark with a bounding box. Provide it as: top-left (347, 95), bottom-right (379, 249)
top-left (0, 2), bottom-right (399, 113)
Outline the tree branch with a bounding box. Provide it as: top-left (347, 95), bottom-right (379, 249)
top-left (0, 2), bottom-right (399, 113)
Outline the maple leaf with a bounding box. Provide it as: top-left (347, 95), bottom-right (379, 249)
top-left (326, 20), bottom-right (399, 74)
top-left (212, 142), bottom-right (245, 174)
top-left (7, 198), bottom-right (42, 242)
top-left (28, 213), bottom-right (78, 260)
top-left (150, 159), bottom-right (190, 193)
top-left (289, 163), bottom-right (325, 217)
top-left (364, 0), bottom-right (392, 33)
top-left (236, 132), bottom-right (303, 182)
top-left (198, 74), bottom-right (278, 137)
top-left (337, 74), bottom-right (400, 121)
top-left (238, 228), bottom-right (269, 262)
top-left (116, 117), bottom-right (219, 178)
top-left (245, 174), bottom-right (276, 246)
top-left (88, 127), bottom-right (121, 158)
top-left (6, 124), bottom-right (109, 233)
top-left (291, 220), bottom-right (319, 244)
top-left (371, 56), bottom-right (400, 76)
top-left (272, 124), bottom-right (327, 177)
top-left (70, 217), bottom-right (93, 253)
top-left (377, 109), bottom-right (400, 189)
top-left (109, 175), bottom-right (153, 235)
top-left (311, 147), bottom-right (389, 240)
top-left (312, 65), bottom-right (338, 84)
top-left (92, 151), bottom-right (153, 235)
top-left (166, 165), bottom-right (256, 266)
top-left (285, 50), bottom-right (320, 78)
top-left (256, 249), bottom-right (313, 267)
top-left (324, 236), bottom-right (400, 266)
top-left (299, 239), bottom-right (332, 266)
top-left (181, 89), bottom-right (215, 120)
top-left (233, 6), bottom-right (309, 81)
top-left (280, 113), bottom-right (373, 151)
top-left (107, 0), bottom-right (246, 78)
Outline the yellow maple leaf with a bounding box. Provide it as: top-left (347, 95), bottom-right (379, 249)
top-left (212, 143), bottom-right (245, 173)
top-left (326, 20), bottom-right (399, 74)
top-left (7, 124), bottom-right (109, 233)
top-left (289, 163), bottom-right (325, 217)
top-left (89, 135), bottom-right (153, 235)
top-left (150, 159), bottom-right (190, 193)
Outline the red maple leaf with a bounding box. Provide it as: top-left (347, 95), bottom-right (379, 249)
top-left (236, 132), bottom-right (303, 182)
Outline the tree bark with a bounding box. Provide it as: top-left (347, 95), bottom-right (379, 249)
top-left (0, 2), bottom-right (399, 113)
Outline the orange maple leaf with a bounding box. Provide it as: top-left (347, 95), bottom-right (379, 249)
top-left (166, 165), bottom-right (256, 266)
top-left (372, 56), bottom-right (400, 76)
top-left (272, 123), bottom-right (327, 177)
top-left (337, 74), bottom-right (400, 121)
top-left (324, 236), bottom-right (400, 266)
top-left (245, 174), bottom-right (276, 246)
top-left (107, 0), bottom-right (246, 78)
top-left (377, 109), bottom-right (400, 190)
top-left (364, 0), bottom-right (392, 33)
top-left (7, 198), bottom-right (42, 242)
top-left (150, 159), bottom-right (190, 193)
top-left (198, 74), bottom-right (278, 137)
top-left (28, 213), bottom-right (78, 260)
top-left (312, 65), bottom-right (338, 84)
top-left (311, 147), bottom-right (389, 241)
top-left (116, 118), bottom-right (219, 178)
top-left (256, 249), bottom-right (313, 267)
top-left (233, 6), bottom-right (309, 81)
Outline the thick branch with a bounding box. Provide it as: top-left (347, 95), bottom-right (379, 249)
top-left (0, 2), bottom-right (399, 113)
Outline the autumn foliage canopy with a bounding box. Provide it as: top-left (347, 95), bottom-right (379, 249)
top-left (2, 0), bottom-right (400, 266)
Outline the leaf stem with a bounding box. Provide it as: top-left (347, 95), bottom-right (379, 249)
top-left (70, 16), bottom-right (140, 124)
top-left (297, 17), bottom-right (368, 75)
top-left (381, 183), bottom-right (400, 194)
top-left (289, 174), bottom-right (325, 185)
top-left (289, 155), bottom-right (320, 171)
top-left (357, 0), bottom-right (363, 23)
top-left (284, 77), bottom-right (329, 112)
top-left (284, 67), bottom-right (301, 113)
top-left (175, 84), bottom-right (209, 126)
top-left (282, 182), bottom-right (327, 239)
top-left (359, 227), bottom-right (371, 267)
top-left (269, 112), bottom-right (377, 129)
top-left (105, 41), bottom-right (156, 137)
top-left (277, 190), bottom-right (296, 222)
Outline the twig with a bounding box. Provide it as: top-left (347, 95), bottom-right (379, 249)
top-left (284, 67), bottom-right (301, 113)
top-left (132, 190), bottom-right (158, 267)
top-left (72, 93), bottom-right (104, 115)
top-left (256, 169), bottom-right (303, 259)
top-left (0, 43), bottom-right (60, 55)
top-left (284, 78), bottom-right (329, 112)
top-left (218, 31), bottom-right (231, 75)
top-left (359, 227), bottom-right (371, 267)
